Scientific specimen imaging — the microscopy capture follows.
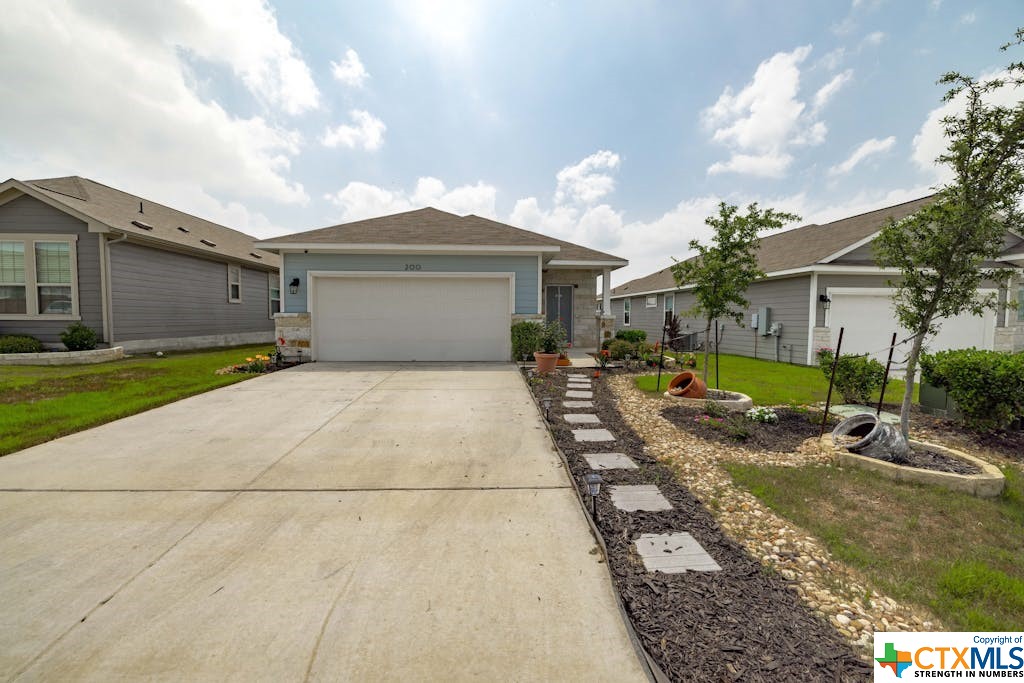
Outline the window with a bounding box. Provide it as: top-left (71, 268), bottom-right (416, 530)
top-left (645, 294), bottom-right (657, 308)
top-left (0, 236), bottom-right (77, 318)
top-left (623, 298), bottom-right (631, 326)
top-left (0, 241), bottom-right (26, 314)
top-left (664, 292), bottom-right (675, 318)
top-left (1019, 286), bottom-right (1024, 322)
top-left (228, 265), bottom-right (242, 303)
top-left (269, 273), bottom-right (281, 317)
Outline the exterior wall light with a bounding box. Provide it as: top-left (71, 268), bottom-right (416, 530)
top-left (289, 277), bottom-right (300, 295)
top-left (818, 294), bottom-right (831, 311)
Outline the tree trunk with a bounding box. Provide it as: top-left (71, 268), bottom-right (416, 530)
top-left (899, 330), bottom-right (927, 438)
top-left (702, 318), bottom-right (712, 382)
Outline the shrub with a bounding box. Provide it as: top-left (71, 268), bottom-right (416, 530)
top-left (817, 347), bottom-right (885, 404)
top-left (703, 399), bottom-right (729, 419)
top-left (60, 323), bottom-right (99, 351)
top-left (607, 339), bottom-right (635, 360)
top-left (724, 415), bottom-right (751, 441)
top-left (0, 335), bottom-right (43, 354)
top-left (510, 321), bottom-right (543, 361)
top-left (538, 320), bottom-right (567, 354)
top-left (920, 348), bottom-right (1024, 432)
top-left (666, 314), bottom-right (684, 352)
top-left (615, 329), bottom-right (647, 344)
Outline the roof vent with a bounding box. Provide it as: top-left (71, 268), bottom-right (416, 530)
top-left (200, 239), bottom-right (216, 247)
top-left (131, 220), bottom-right (153, 231)
top-left (249, 252), bottom-right (263, 259)
top-left (177, 226), bottom-right (190, 233)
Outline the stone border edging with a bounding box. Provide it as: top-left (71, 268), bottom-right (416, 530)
top-left (0, 346), bottom-right (124, 366)
top-left (518, 370), bottom-right (668, 683)
top-left (821, 435), bottom-right (1005, 498)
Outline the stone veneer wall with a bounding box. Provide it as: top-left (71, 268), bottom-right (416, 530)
top-left (543, 269), bottom-right (600, 350)
top-left (274, 312), bottom-right (311, 361)
top-left (995, 324), bottom-right (1024, 353)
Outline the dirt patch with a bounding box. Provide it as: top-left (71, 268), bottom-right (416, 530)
top-left (530, 370), bottom-right (871, 682)
top-left (0, 368), bottom-right (166, 404)
top-left (660, 404), bottom-right (838, 454)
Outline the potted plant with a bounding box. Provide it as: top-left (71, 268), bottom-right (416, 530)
top-left (534, 320), bottom-right (566, 373)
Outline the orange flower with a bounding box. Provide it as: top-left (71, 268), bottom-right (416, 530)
top-left (245, 357), bottom-right (254, 362)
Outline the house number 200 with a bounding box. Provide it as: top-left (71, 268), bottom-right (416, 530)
top-left (404, 264), bottom-right (422, 271)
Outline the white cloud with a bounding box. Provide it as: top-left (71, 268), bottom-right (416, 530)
top-left (324, 177), bottom-right (497, 222)
top-left (322, 110), bottom-right (386, 150)
top-left (0, 0), bottom-right (309, 211)
top-left (911, 70), bottom-right (1024, 183)
top-left (819, 47), bottom-right (847, 71)
top-left (331, 48), bottom-right (369, 88)
top-left (829, 136), bottom-right (896, 176)
top-left (703, 46), bottom-right (835, 178)
top-left (554, 150), bottom-right (621, 205)
top-left (862, 31), bottom-right (886, 46)
top-left (813, 69), bottom-right (853, 112)
top-left (959, 12), bottom-right (976, 24)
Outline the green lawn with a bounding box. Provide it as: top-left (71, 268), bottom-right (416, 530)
top-left (635, 353), bottom-right (915, 406)
top-left (0, 344), bottom-right (273, 456)
top-left (725, 462), bottom-right (1024, 631)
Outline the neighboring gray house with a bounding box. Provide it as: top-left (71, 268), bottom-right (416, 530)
top-left (256, 208), bottom-right (628, 361)
top-left (610, 196), bottom-right (1024, 367)
top-left (0, 176), bottom-right (279, 351)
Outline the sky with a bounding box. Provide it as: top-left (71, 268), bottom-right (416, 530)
top-left (1, 0), bottom-right (1021, 287)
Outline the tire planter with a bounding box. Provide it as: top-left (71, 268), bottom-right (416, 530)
top-left (831, 413), bottom-right (910, 463)
top-left (667, 371), bottom-right (707, 399)
top-left (534, 351), bottom-right (559, 373)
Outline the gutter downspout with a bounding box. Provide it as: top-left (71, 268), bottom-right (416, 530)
top-left (103, 231), bottom-right (128, 345)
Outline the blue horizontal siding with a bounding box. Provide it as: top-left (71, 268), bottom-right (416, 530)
top-left (283, 253), bottom-right (539, 314)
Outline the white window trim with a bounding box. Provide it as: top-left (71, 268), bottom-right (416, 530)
top-left (645, 294), bottom-right (657, 308)
top-left (623, 298), bottom-right (631, 326)
top-left (227, 264), bottom-right (242, 303)
top-left (0, 233), bottom-right (80, 321)
top-left (664, 292), bottom-right (675, 318)
top-left (268, 271), bottom-right (281, 318)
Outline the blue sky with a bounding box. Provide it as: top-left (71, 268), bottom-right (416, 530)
top-left (1, 1), bottom-right (1020, 284)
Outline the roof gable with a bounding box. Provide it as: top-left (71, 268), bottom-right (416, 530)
top-left (12, 176), bottom-right (278, 269)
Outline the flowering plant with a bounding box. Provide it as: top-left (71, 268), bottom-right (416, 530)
top-left (693, 414), bottom-right (725, 427)
top-left (596, 349), bottom-right (611, 368)
top-left (745, 406), bottom-right (779, 424)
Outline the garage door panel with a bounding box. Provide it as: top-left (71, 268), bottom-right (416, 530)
top-left (314, 276), bottom-right (510, 362)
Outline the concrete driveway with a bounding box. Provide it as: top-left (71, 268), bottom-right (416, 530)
top-left (0, 363), bottom-right (646, 682)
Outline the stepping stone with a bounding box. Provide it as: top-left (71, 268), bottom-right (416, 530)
top-left (572, 428), bottom-right (615, 442)
top-left (609, 485), bottom-right (672, 512)
top-left (567, 381), bottom-right (592, 388)
top-left (563, 400), bottom-right (594, 409)
top-left (565, 390), bottom-right (593, 399)
top-left (583, 452), bottom-right (638, 470)
top-left (634, 532), bottom-right (722, 574)
top-left (563, 413), bottom-right (600, 425)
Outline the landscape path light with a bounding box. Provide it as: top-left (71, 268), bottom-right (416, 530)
top-left (541, 397), bottom-right (552, 420)
top-left (584, 473), bottom-right (603, 519)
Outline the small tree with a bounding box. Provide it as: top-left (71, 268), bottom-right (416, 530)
top-left (671, 202), bottom-right (800, 382)
top-left (875, 30), bottom-right (1024, 437)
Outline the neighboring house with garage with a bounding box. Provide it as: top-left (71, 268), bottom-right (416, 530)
top-left (0, 176), bottom-right (279, 351)
top-left (256, 207), bottom-right (628, 361)
top-left (609, 195), bottom-right (1024, 368)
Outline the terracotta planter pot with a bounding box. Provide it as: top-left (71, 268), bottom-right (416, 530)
top-left (667, 371), bottom-right (707, 399)
top-left (534, 352), bottom-right (559, 373)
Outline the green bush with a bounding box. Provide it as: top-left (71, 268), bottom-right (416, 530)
top-left (615, 329), bottom-right (647, 344)
top-left (60, 322), bottom-right (99, 351)
top-left (510, 321), bottom-right (543, 361)
top-left (816, 347), bottom-right (885, 404)
top-left (920, 348), bottom-right (1024, 432)
top-left (0, 335), bottom-right (44, 354)
top-left (607, 339), bottom-right (635, 360)
top-left (538, 320), bottom-right (567, 354)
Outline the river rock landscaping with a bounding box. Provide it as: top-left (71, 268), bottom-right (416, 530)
top-left (528, 370), bottom-right (872, 681)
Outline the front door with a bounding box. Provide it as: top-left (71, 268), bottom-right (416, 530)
top-left (546, 285), bottom-right (574, 344)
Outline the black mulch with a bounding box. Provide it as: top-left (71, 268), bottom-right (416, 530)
top-left (900, 446), bottom-right (980, 474)
top-left (529, 370), bottom-right (871, 682)
top-left (898, 406), bottom-right (1024, 466)
top-left (660, 405), bottom-right (836, 453)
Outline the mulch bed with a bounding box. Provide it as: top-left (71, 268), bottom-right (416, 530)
top-left (901, 446), bottom-right (980, 475)
top-left (529, 370), bottom-right (871, 682)
top-left (896, 406), bottom-right (1024, 466)
top-left (660, 405), bottom-right (835, 453)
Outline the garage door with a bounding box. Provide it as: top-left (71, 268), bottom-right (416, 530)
top-left (312, 274), bottom-right (512, 361)
top-left (827, 289), bottom-right (995, 370)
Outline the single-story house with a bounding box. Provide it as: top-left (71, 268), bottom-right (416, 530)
top-left (0, 176), bottom-right (279, 351)
top-left (609, 195), bottom-right (1024, 367)
top-left (256, 208), bottom-right (628, 361)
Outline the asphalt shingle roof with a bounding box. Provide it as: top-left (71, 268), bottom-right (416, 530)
top-left (259, 207), bottom-right (627, 264)
top-left (611, 195), bottom-right (938, 296)
top-left (19, 176), bottom-right (278, 269)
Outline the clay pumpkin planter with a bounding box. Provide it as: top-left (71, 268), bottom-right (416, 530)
top-left (667, 371), bottom-right (707, 399)
top-left (534, 351), bottom-right (559, 373)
